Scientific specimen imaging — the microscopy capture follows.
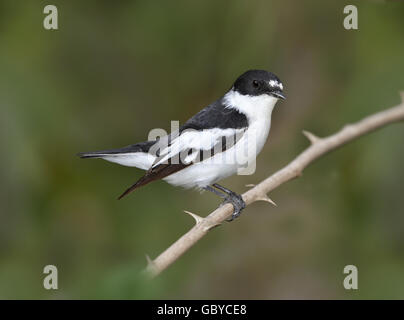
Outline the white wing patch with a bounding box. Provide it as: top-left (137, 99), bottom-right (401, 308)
top-left (152, 128), bottom-right (245, 168)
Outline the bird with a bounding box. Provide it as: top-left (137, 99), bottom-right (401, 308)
top-left (78, 69), bottom-right (285, 220)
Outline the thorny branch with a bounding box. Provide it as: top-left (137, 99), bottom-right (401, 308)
top-left (145, 92), bottom-right (404, 277)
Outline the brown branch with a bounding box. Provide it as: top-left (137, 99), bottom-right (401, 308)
top-left (145, 92), bottom-right (404, 277)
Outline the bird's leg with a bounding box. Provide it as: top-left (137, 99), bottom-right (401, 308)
top-left (204, 185), bottom-right (227, 199)
top-left (213, 183), bottom-right (237, 195)
top-left (204, 184), bottom-right (246, 221)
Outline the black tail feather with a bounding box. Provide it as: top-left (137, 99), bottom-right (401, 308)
top-left (77, 141), bottom-right (156, 159)
top-left (77, 152), bottom-right (105, 159)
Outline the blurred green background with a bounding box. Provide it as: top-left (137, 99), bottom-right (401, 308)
top-left (0, 0), bottom-right (403, 299)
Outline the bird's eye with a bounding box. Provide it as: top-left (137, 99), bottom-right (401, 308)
top-left (252, 80), bottom-right (259, 88)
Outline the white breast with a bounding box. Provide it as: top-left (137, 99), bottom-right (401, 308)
top-left (223, 89), bottom-right (277, 156)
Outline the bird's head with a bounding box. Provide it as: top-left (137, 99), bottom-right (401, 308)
top-left (232, 70), bottom-right (285, 100)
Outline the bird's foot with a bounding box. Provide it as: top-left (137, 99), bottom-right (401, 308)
top-left (221, 191), bottom-right (246, 222)
top-left (204, 184), bottom-right (246, 221)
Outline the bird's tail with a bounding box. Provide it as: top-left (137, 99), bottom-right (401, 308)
top-left (77, 141), bottom-right (156, 170)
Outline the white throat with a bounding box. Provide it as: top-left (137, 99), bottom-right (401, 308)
top-left (222, 89), bottom-right (278, 122)
top-left (223, 89), bottom-right (279, 159)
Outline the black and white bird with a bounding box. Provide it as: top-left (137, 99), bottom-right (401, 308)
top-left (78, 70), bottom-right (285, 220)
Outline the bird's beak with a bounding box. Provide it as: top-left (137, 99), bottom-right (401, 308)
top-left (272, 91), bottom-right (286, 100)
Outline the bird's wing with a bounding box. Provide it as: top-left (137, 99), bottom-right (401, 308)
top-left (118, 127), bottom-right (246, 199)
top-left (151, 99), bottom-right (249, 167)
top-left (118, 100), bottom-right (248, 199)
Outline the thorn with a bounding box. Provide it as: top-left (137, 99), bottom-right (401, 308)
top-left (302, 130), bottom-right (320, 144)
top-left (295, 169), bottom-right (303, 177)
top-left (144, 254), bottom-right (158, 278)
top-left (204, 222), bottom-right (222, 232)
top-left (257, 195), bottom-right (277, 207)
top-left (184, 210), bottom-right (204, 225)
top-left (145, 254), bottom-right (155, 268)
top-left (245, 184), bottom-right (255, 188)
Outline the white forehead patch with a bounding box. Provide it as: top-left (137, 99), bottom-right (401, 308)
top-left (269, 80), bottom-right (283, 90)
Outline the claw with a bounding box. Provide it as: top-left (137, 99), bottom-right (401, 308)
top-left (222, 192), bottom-right (246, 222)
top-left (204, 184), bottom-right (247, 222)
